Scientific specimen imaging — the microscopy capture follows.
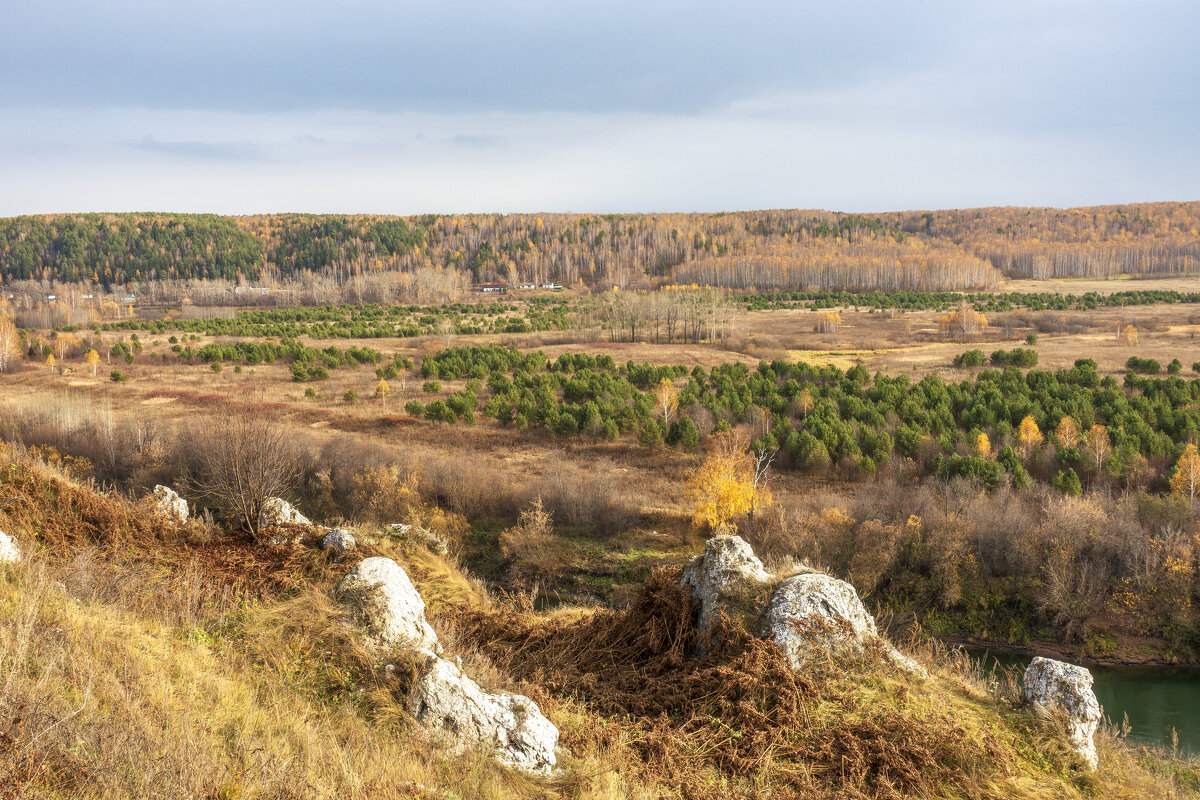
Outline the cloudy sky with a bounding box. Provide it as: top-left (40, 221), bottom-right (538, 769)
top-left (1, 0), bottom-right (1197, 215)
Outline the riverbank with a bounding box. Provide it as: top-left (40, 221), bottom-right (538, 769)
top-left (935, 631), bottom-right (1196, 669)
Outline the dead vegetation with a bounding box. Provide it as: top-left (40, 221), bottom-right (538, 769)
top-left (0, 447), bottom-right (1198, 799)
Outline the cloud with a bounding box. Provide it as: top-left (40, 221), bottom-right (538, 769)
top-left (451, 134), bottom-right (506, 150)
top-left (125, 135), bottom-right (263, 161)
top-left (0, 1), bottom-right (1196, 214)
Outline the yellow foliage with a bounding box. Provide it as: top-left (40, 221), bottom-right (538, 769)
top-left (688, 432), bottom-right (762, 531)
top-left (1016, 415), bottom-right (1043, 458)
top-left (653, 377), bottom-right (678, 425)
top-left (972, 432), bottom-right (991, 459)
top-left (1170, 443), bottom-right (1200, 500)
top-left (1054, 416), bottom-right (1079, 448)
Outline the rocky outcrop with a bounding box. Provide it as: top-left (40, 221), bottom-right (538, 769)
top-left (681, 534), bottom-right (772, 640)
top-left (153, 485), bottom-right (189, 523)
top-left (337, 557), bottom-right (441, 654)
top-left (410, 649), bottom-right (559, 775)
top-left (0, 530), bottom-right (19, 564)
top-left (336, 557), bottom-right (559, 775)
top-left (259, 497), bottom-right (311, 529)
top-left (682, 534), bottom-right (926, 678)
top-left (762, 572), bottom-right (927, 678)
top-left (321, 528), bottom-right (356, 555)
top-left (1023, 656), bottom-right (1102, 770)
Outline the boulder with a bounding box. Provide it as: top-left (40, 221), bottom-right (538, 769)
top-left (337, 557), bottom-right (440, 654)
top-left (0, 530), bottom-right (19, 565)
top-left (762, 572), bottom-right (927, 678)
top-left (409, 649), bottom-right (559, 775)
top-left (1022, 656), bottom-right (1102, 770)
top-left (260, 497), bottom-right (311, 529)
top-left (321, 528), bottom-right (356, 555)
top-left (153, 485), bottom-right (189, 523)
top-left (681, 534), bottom-right (772, 639)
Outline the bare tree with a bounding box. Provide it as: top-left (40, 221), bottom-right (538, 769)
top-left (187, 413), bottom-right (306, 538)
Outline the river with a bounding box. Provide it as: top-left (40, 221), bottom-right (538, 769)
top-left (970, 648), bottom-right (1200, 756)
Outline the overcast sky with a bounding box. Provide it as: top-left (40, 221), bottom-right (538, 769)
top-left (1, 0), bottom-right (1197, 215)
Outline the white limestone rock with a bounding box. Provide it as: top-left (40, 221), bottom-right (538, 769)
top-left (337, 557), bottom-right (440, 654)
top-left (763, 575), bottom-right (878, 662)
top-left (761, 568), bottom-right (928, 678)
top-left (681, 534), bottom-right (772, 638)
top-left (260, 497), bottom-right (311, 529)
top-left (153, 485), bottom-right (189, 523)
top-left (1023, 656), bottom-right (1102, 771)
top-left (409, 649), bottom-right (559, 775)
top-left (321, 528), bottom-right (356, 554)
top-left (0, 530), bottom-right (19, 565)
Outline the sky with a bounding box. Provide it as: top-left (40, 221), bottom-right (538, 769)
top-left (1, 0), bottom-right (1197, 216)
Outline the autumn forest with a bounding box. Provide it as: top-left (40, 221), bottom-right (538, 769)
top-left (2, 201), bottom-right (1199, 293)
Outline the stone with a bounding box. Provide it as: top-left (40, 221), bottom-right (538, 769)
top-left (153, 485), bottom-right (189, 523)
top-left (763, 572), bottom-right (876, 666)
top-left (409, 649), bottom-right (559, 775)
top-left (337, 557), bottom-right (440, 654)
top-left (681, 534), bottom-right (772, 639)
top-left (763, 572), bottom-right (927, 678)
top-left (0, 530), bottom-right (19, 564)
top-left (259, 497), bottom-right (311, 529)
top-left (321, 528), bottom-right (356, 554)
top-left (1022, 656), bottom-right (1102, 770)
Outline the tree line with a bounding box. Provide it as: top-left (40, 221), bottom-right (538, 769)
top-left (4, 202), bottom-right (1196, 292)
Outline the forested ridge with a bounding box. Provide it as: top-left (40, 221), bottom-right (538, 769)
top-left (1, 202), bottom-right (1197, 291)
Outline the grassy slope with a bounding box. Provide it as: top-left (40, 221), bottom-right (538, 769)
top-left (1, 452), bottom-right (1197, 799)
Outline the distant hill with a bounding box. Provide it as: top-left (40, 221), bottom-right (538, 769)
top-left (1, 202), bottom-right (1197, 292)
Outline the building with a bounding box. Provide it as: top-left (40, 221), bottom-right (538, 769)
top-left (479, 282), bottom-right (508, 293)
top-left (538, 282), bottom-right (563, 291)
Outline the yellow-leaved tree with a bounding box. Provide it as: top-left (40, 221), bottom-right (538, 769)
top-left (1016, 415), bottom-right (1043, 459)
top-left (1171, 443), bottom-right (1200, 500)
top-left (653, 377), bottom-right (678, 427)
top-left (375, 378), bottom-right (391, 406)
top-left (45, 353), bottom-right (56, 371)
top-left (1084, 424), bottom-right (1111, 472)
top-left (85, 349), bottom-right (100, 376)
top-left (1055, 416), bottom-right (1079, 449)
top-left (973, 432), bottom-right (991, 459)
top-left (687, 431), bottom-right (769, 532)
top-left (0, 315), bottom-right (18, 373)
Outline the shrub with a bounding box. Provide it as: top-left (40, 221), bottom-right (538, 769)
top-left (304, 387), bottom-right (317, 398)
top-left (1168, 358), bottom-right (1182, 375)
top-left (423, 380), bottom-right (442, 394)
top-left (110, 370), bottom-right (128, 382)
top-left (210, 362), bottom-right (222, 373)
top-left (343, 389), bottom-right (358, 404)
top-left (990, 348), bottom-right (1038, 367)
top-left (1125, 356), bottom-right (1161, 374)
top-left (1052, 468), bottom-right (1083, 496)
top-left (953, 349), bottom-right (985, 367)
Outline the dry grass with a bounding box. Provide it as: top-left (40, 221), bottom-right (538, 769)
top-left (1, 452), bottom-right (1199, 799)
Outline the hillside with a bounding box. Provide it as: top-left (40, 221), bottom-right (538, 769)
top-left (1, 202), bottom-right (1197, 292)
top-left (2, 444), bottom-right (1200, 799)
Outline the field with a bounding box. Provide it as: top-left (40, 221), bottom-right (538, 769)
top-left (4, 281), bottom-right (1200, 634)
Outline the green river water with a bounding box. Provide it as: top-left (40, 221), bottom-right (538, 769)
top-left (970, 649), bottom-right (1200, 756)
